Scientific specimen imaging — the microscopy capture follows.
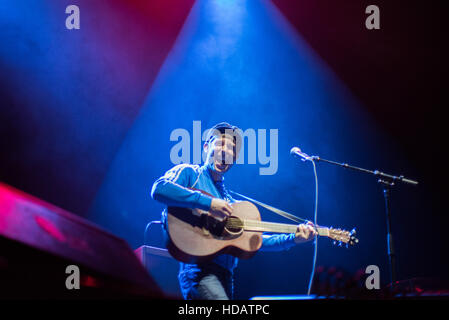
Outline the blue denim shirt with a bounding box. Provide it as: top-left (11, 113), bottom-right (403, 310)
top-left (151, 163), bottom-right (297, 272)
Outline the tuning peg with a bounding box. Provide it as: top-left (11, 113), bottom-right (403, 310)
top-left (338, 241), bottom-right (342, 247)
top-left (349, 234), bottom-right (359, 245)
top-left (333, 240), bottom-right (337, 246)
top-left (345, 243), bottom-right (349, 249)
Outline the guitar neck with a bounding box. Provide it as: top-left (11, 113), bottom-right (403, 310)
top-left (242, 219), bottom-right (329, 237)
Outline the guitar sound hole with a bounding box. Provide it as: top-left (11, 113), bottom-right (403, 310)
top-left (224, 216), bottom-right (244, 235)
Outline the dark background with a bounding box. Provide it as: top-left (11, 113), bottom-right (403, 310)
top-left (0, 0), bottom-right (447, 299)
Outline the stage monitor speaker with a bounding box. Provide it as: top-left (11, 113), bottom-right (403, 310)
top-left (135, 245), bottom-right (182, 299)
top-left (0, 182), bottom-right (163, 299)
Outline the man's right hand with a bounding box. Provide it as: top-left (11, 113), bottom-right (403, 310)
top-left (209, 198), bottom-right (233, 220)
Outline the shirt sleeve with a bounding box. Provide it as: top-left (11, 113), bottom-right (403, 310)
top-left (151, 165), bottom-right (212, 211)
top-left (259, 233), bottom-right (298, 252)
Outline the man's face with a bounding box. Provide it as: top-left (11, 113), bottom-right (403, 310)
top-left (204, 134), bottom-right (237, 174)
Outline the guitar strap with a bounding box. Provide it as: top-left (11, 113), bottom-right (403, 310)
top-left (228, 190), bottom-right (308, 224)
top-left (192, 166), bottom-right (308, 224)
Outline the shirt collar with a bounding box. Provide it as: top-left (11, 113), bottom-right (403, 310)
top-left (202, 163), bottom-right (224, 183)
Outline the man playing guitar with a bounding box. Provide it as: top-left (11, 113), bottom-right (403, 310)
top-left (151, 122), bottom-right (317, 300)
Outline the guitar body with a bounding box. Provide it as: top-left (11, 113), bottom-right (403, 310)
top-left (166, 201), bottom-right (263, 263)
top-left (164, 189), bottom-right (358, 263)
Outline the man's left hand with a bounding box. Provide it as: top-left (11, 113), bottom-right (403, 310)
top-left (294, 221), bottom-right (318, 244)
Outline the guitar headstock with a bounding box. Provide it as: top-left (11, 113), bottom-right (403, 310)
top-left (327, 227), bottom-right (359, 248)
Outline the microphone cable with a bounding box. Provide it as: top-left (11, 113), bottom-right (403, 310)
top-left (307, 159), bottom-right (319, 296)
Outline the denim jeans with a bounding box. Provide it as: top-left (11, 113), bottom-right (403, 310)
top-left (178, 263), bottom-right (234, 300)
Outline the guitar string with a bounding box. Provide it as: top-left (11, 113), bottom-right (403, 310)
top-left (224, 219), bottom-right (349, 239)
top-left (208, 173), bottom-right (348, 238)
top-left (228, 220), bottom-right (297, 232)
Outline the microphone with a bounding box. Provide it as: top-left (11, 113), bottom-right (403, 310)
top-left (290, 147), bottom-right (313, 162)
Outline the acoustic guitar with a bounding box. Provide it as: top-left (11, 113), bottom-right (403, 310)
top-left (165, 191), bottom-right (358, 263)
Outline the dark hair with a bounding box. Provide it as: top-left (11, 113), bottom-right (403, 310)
top-left (205, 122), bottom-right (242, 155)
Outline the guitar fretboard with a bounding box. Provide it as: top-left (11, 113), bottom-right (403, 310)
top-left (241, 219), bottom-right (328, 236)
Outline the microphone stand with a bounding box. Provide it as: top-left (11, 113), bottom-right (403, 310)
top-left (306, 155), bottom-right (418, 290)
